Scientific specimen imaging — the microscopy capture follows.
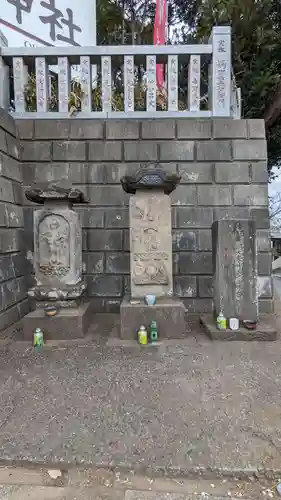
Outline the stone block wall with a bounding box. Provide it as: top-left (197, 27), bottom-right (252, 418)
top-left (16, 117), bottom-right (272, 317)
top-left (0, 110), bottom-right (28, 331)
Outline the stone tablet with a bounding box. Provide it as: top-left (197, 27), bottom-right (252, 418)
top-left (130, 191), bottom-right (173, 298)
top-left (212, 219), bottom-right (258, 321)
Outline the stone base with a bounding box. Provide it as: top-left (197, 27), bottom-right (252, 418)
top-left (23, 302), bottom-right (92, 341)
top-left (200, 314), bottom-right (277, 341)
top-left (120, 296), bottom-right (186, 340)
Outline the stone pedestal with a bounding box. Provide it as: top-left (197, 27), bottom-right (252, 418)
top-left (120, 166), bottom-right (187, 340)
top-left (120, 296), bottom-right (186, 340)
top-left (200, 219), bottom-right (276, 341)
top-left (23, 182), bottom-right (91, 340)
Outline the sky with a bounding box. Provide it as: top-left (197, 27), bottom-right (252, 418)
top-left (269, 167), bottom-right (281, 198)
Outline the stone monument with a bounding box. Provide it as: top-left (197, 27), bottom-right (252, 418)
top-left (120, 166), bottom-right (186, 339)
top-left (22, 182), bottom-right (91, 340)
top-left (201, 219), bottom-right (276, 340)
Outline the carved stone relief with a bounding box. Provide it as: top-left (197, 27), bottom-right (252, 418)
top-left (38, 214), bottom-right (70, 277)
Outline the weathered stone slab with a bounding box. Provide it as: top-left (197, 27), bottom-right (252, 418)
top-left (130, 192), bottom-right (173, 298)
top-left (201, 314), bottom-right (277, 341)
top-left (23, 302), bottom-right (92, 340)
top-left (212, 219), bottom-right (258, 321)
top-left (120, 296), bottom-right (186, 339)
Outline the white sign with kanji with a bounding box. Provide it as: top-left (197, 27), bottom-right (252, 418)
top-left (0, 0), bottom-right (96, 48)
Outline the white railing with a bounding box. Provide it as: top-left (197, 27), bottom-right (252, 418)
top-left (0, 26), bottom-right (241, 119)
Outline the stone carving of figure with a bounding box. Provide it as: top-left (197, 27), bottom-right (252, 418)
top-left (39, 215), bottom-right (70, 276)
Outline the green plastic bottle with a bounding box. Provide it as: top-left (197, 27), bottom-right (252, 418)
top-left (150, 320), bottom-right (158, 342)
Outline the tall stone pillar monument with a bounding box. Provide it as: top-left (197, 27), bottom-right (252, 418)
top-left (23, 182), bottom-right (91, 340)
top-left (120, 166), bottom-right (186, 339)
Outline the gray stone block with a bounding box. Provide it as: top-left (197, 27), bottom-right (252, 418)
top-left (53, 141), bottom-right (86, 161)
top-left (142, 119), bottom-right (175, 139)
top-left (183, 298), bottom-right (213, 313)
top-left (213, 119), bottom-right (247, 138)
top-left (103, 163), bottom-right (139, 184)
top-left (176, 207), bottom-right (213, 228)
top-left (250, 161), bottom-right (268, 183)
top-left (12, 182), bottom-right (23, 205)
top-left (105, 252), bottom-right (130, 274)
top-left (83, 252), bottom-right (104, 273)
top-left (87, 185), bottom-right (129, 206)
top-left (177, 119), bottom-right (211, 139)
top-left (106, 120), bottom-right (140, 139)
top-left (159, 141), bottom-right (194, 161)
top-left (6, 134), bottom-right (20, 159)
top-left (0, 128), bottom-right (7, 153)
top-left (258, 276), bottom-right (272, 298)
top-left (69, 120), bottom-right (104, 139)
top-left (0, 254), bottom-right (15, 282)
top-left (201, 313), bottom-right (276, 341)
top-left (15, 119), bottom-right (34, 139)
top-left (120, 296), bottom-right (186, 339)
top-left (0, 229), bottom-right (23, 253)
top-left (234, 185), bottom-right (268, 206)
top-left (34, 120), bottom-right (69, 139)
top-left (247, 119), bottom-right (265, 139)
top-left (86, 229), bottom-right (123, 251)
top-left (198, 185), bottom-right (232, 206)
top-left (0, 154), bottom-right (22, 182)
top-left (123, 229), bottom-right (129, 251)
top-left (170, 185), bottom-right (197, 206)
top-left (0, 178), bottom-right (15, 203)
top-left (105, 207), bottom-right (129, 228)
top-left (69, 163), bottom-right (89, 183)
top-left (0, 202), bottom-right (7, 226)
top-left (32, 162), bottom-right (69, 183)
top-left (0, 109), bottom-right (17, 136)
top-left (23, 302), bottom-right (92, 340)
top-left (124, 141), bottom-right (158, 161)
top-left (212, 219), bottom-right (257, 321)
top-left (172, 230), bottom-right (197, 251)
top-left (11, 253), bottom-right (26, 277)
top-left (87, 164), bottom-right (106, 183)
top-left (0, 277), bottom-right (26, 312)
top-left (198, 229), bottom-right (212, 250)
top-left (257, 229), bottom-right (271, 251)
top-left (178, 163), bottom-right (213, 184)
top-left (87, 275), bottom-right (123, 296)
top-left (250, 208), bottom-right (270, 229)
top-left (198, 276), bottom-right (214, 297)
top-left (196, 140), bottom-right (231, 161)
top-left (75, 208), bottom-right (104, 228)
top-left (215, 162), bottom-right (250, 183)
top-left (5, 204), bottom-right (23, 227)
top-left (0, 303), bottom-right (21, 332)
top-left (258, 252), bottom-right (272, 275)
top-left (88, 140), bottom-right (122, 161)
top-left (174, 276), bottom-right (197, 297)
top-left (178, 252), bottom-right (212, 274)
top-left (21, 141), bottom-right (51, 161)
top-left (232, 139), bottom-right (267, 160)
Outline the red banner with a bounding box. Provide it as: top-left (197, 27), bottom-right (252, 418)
top-left (153, 0), bottom-right (167, 89)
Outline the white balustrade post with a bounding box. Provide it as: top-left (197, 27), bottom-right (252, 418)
top-left (168, 55), bottom-right (178, 111)
top-left (188, 55), bottom-right (201, 112)
top-left (124, 55), bottom-right (134, 113)
top-left (58, 57), bottom-right (70, 113)
top-left (102, 56), bottom-right (112, 113)
top-left (146, 55), bottom-right (156, 112)
top-left (0, 29), bottom-right (9, 110)
top-left (13, 57), bottom-right (26, 113)
top-left (80, 56), bottom-right (92, 112)
top-left (35, 57), bottom-right (49, 113)
top-left (209, 26), bottom-right (231, 117)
